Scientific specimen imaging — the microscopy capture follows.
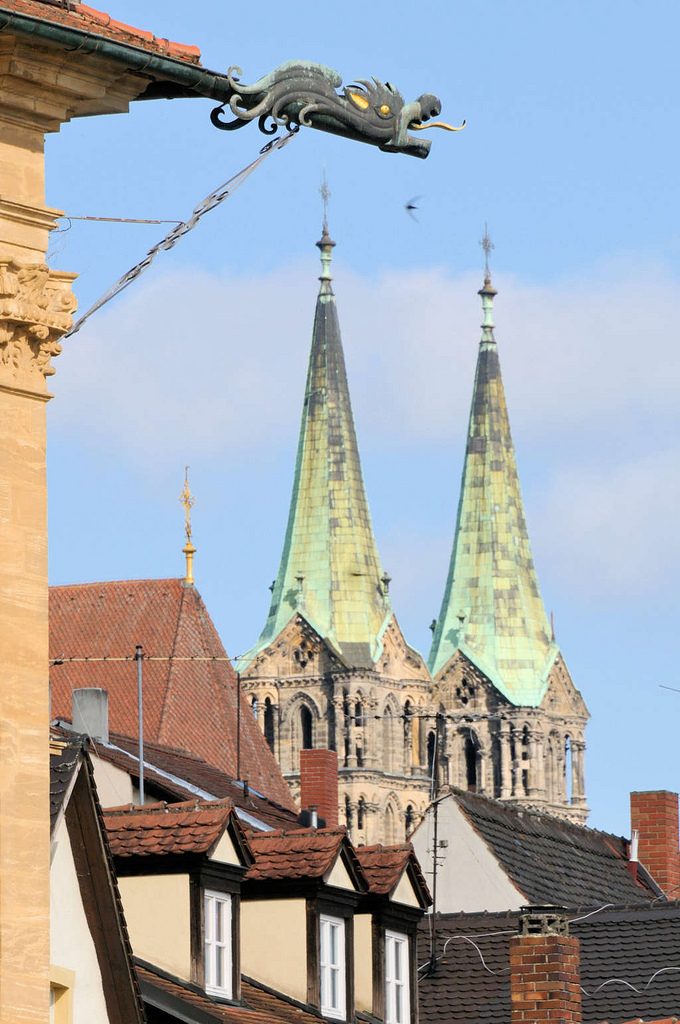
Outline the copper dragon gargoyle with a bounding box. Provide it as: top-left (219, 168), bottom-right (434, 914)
top-left (210, 60), bottom-right (464, 159)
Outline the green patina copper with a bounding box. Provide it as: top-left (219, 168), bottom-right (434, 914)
top-left (427, 275), bottom-right (558, 706)
top-left (239, 229), bottom-right (391, 670)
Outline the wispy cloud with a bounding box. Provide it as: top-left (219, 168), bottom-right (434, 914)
top-left (51, 257), bottom-right (680, 601)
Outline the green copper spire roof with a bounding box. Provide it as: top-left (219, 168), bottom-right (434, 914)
top-left (427, 273), bottom-right (558, 706)
top-left (240, 227), bottom-right (392, 669)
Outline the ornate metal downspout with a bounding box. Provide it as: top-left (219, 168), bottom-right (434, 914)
top-left (210, 60), bottom-right (464, 159)
top-left (0, 10), bottom-right (461, 157)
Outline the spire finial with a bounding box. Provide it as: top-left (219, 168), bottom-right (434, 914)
top-left (479, 221), bottom-right (494, 279)
top-left (477, 223), bottom-right (497, 338)
top-left (316, 169), bottom-right (335, 284)
top-left (180, 465), bottom-right (196, 585)
top-left (320, 167), bottom-right (330, 236)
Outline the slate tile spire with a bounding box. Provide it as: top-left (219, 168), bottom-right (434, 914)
top-left (240, 225), bottom-right (391, 668)
top-left (427, 270), bottom-right (558, 705)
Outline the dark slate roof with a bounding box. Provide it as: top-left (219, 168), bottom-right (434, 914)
top-left (49, 740), bottom-right (82, 834)
top-left (452, 788), bottom-right (659, 905)
top-left (417, 903), bottom-right (680, 1024)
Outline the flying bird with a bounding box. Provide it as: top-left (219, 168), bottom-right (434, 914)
top-left (405, 195), bottom-right (422, 221)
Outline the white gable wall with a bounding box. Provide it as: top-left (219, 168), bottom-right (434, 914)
top-left (50, 818), bottom-right (111, 1024)
top-left (411, 797), bottom-right (524, 913)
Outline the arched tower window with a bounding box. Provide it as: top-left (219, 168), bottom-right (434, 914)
top-left (463, 730), bottom-right (478, 792)
top-left (357, 797), bottom-right (366, 832)
top-left (251, 696), bottom-right (258, 718)
top-left (263, 698), bottom-right (275, 752)
top-left (300, 705), bottom-right (313, 750)
top-left (405, 804), bottom-right (414, 838)
top-left (565, 735), bottom-right (573, 804)
top-left (384, 803), bottom-right (398, 845)
top-left (384, 705), bottom-right (395, 772)
top-left (404, 701), bottom-right (413, 769)
top-left (355, 700), bottom-right (364, 767)
top-left (521, 725), bottom-right (530, 797)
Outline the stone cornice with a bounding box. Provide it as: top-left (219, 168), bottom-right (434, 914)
top-left (0, 259), bottom-right (77, 394)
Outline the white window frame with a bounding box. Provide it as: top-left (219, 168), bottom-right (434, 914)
top-left (204, 889), bottom-right (232, 998)
top-left (320, 913), bottom-right (346, 1020)
top-left (385, 930), bottom-right (410, 1024)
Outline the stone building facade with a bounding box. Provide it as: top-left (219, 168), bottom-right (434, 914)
top-left (241, 232), bottom-right (589, 842)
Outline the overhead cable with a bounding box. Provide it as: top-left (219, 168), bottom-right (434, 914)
top-left (64, 128), bottom-right (298, 339)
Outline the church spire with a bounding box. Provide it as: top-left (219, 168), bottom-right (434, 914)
top-left (239, 224), bottom-right (391, 668)
top-left (427, 264), bottom-right (558, 706)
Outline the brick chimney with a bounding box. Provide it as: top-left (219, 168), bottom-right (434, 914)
top-left (300, 749), bottom-right (338, 828)
top-left (630, 790), bottom-right (680, 897)
top-left (509, 906), bottom-right (581, 1023)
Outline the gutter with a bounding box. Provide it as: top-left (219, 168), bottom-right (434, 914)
top-left (0, 7), bottom-right (235, 102)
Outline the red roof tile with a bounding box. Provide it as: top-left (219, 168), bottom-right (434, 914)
top-left (50, 579), bottom-right (295, 810)
top-left (244, 828), bottom-right (365, 886)
top-left (104, 798), bottom-right (235, 858)
top-left (0, 0), bottom-right (201, 63)
top-left (354, 843), bottom-right (427, 897)
top-left (137, 964), bottom-right (322, 1023)
top-left (241, 978), bottom-right (324, 1024)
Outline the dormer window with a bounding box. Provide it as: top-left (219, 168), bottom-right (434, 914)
top-left (204, 890), bottom-right (232, 998)
top-left (320, 914), bottom-right (346, 1020)
top-left (385, 930), bottom-right (409, 1024)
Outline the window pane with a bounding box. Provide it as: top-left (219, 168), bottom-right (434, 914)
top-left (329, 923), bottom-right (337, 965)
top-left (395, 983), bottom-right (403, 1023)
top-left (330, 965), bottom-right (338, 1008)
top-left (394, 939), bottom-right (402, 981)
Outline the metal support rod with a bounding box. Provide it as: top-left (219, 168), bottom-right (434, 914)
top-left (236, 671), bottom-right (241, 781)
top-left (429, 797), bottom-right (439, 976)
top-left (135, 645), bottom-right (144, 805)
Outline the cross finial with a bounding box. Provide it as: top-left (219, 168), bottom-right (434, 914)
top-left (319, 168), bottom-right (331, 235)
top-left (179, 466), bottom-right (196, 585)
top-left (479, 221), bottom-right (494, 277)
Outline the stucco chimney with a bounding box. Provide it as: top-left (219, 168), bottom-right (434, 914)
top-left (509, 906), bottom-right (581, 1023)
top-left (630, 790), bottom-right (680, 897)
top-left (300, 749), bottom-right (338, 827)
top-left (72, 687), bottom-right (109, 744)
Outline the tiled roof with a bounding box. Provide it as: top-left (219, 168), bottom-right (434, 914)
top-left (50, 740), bottom-right (81, 834)
top-left (354, 843), bottom-right (430, 902)
top-left (0, 0), bottom-right (201, 63)
top-left (241, 978), bottom-right (324, 1023)
top-left (453, 788), bottom-right (658, 905)
top-left (104, 798), bottom-right (234, 858)
top-left (137, 963), bottom-right (323, 1023)
top-left (245, 828), bottom-right (364, 885)
top-left (417, 903), bottom-right (680, 1024)
top-left (96, 732), bottom-right (299, 830)
top-left (49, 579), bottom-right (294, 810)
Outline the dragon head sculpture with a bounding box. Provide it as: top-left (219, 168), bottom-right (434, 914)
top-left (210, 61), bottom-right (464, 159)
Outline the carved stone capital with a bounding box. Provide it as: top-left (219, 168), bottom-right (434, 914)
top-left (0, 260), bottom-right (77, 394)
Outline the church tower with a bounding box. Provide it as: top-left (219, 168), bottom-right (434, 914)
top-left (427, 264), bottom-right (589, 823)
top-left (239, 225), bottom-right (433, 844)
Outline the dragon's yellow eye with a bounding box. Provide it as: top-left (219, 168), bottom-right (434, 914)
top-left (380, 104), bottom-right (391, 115)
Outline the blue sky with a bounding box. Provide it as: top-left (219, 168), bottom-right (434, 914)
top-left (45, 1), bottom-right (679, 836)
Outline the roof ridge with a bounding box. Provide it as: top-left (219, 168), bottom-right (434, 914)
top-left (451, 787), bottom-right (629, 844)
top-left (104, 797), bottom-right (233, 817)
top-left (49, 577), bottom-right (183, 591)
